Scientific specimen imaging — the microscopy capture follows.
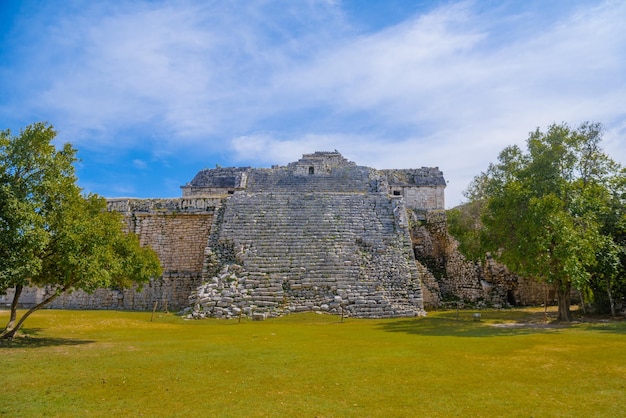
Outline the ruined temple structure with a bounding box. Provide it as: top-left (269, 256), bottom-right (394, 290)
top-left (181, 151), bottom-right (446, 211)
top-left (181, 151), bottom-right (445, 318)
top-left (2, 151), bottom-right (548, 317)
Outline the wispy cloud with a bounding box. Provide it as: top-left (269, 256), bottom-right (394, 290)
top-left (228, 0), bottom-right (626, 204)
top-left (132, 159), bottom-right (148, 170)
top-left (15, 1), bottom-right (349, 144)
top-left (1, 0), bottom-right (624, 205)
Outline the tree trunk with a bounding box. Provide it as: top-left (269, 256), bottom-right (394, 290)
top-left (0, 287), bottom-right (64, 339)
top-left (606, 278), bottom-right (616, 317)
top-left (2, 284), bottom-right (23, 333)
top-left (555, 281), bottom-right (573, 322)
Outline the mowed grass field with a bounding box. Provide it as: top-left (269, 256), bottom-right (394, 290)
top-left (1, 308), bottom-right (625, 417)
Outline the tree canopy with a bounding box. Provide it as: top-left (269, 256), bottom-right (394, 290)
top-left (448, 122), bottom-right (625, 321)
top-left (1, 123), bottom-right (161, 339)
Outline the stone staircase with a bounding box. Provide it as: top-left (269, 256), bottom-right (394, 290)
top-left (194, 191), bottom-right (424, 318)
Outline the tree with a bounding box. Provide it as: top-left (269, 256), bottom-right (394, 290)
top-left (449, 122), bottom-right (624, 321)
top-left (1, 123), bottom-right (161, 339)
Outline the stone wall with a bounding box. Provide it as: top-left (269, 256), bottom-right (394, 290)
top-left (131, 213), bottom-right (212, 273)
top-left (398, 186), bottom-right (445, 211)
top-left (384, 168), bottom-right (446, 211)
top-left (246, 166), bottom-right (383, 194)
top-left (1, 198), bottom-right (222, 311)
top-left (107, 197), bottom-right (222, 214)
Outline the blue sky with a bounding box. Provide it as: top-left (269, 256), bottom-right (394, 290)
top-left (1, 0), bottom-right (624, 207)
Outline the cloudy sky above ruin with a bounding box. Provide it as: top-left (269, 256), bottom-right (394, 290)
top-left (1, 0), bottom-right (625, 207)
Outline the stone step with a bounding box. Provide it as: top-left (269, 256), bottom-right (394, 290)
top-left (202, 190), bottom-right (422, 318)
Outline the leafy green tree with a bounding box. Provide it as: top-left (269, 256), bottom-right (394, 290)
top-left (1, 123), bottom-right (161, 339)
top-left (449, 122), bottom-right (624, 321)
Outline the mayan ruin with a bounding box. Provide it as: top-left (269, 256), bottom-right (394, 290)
top-left (2, 151), bottom-right (548, 318)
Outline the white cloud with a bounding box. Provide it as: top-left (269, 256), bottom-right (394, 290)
top-left (279, 0), bottom-right (626, 128)
top-left (8, 2), bottom-right (329, 143)
top-left (132, 159), bottom-right (148, 170)
top-left (229, 0), bottom-right (626, 205)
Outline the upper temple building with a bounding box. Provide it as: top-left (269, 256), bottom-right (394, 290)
top-left (181, 151), bottom-right (446, 211)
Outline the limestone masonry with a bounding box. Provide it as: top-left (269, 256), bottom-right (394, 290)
top-left (181, 151), bottom-right (444, 318)
top-left (2, 151), bottom-right (548, 317)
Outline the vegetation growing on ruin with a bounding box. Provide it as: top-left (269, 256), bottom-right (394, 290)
top-left (1, 309), bottom-right (624, 417)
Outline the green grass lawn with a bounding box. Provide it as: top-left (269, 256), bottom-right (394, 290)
top-left (1, 308), bottom-right (625, 417)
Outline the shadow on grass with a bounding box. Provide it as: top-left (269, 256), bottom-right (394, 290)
top-left (0, 328), bottom-right (94, 349)
top-left (576, 321), bottom-right (626, 334)
top-left (378, 317), bottom-right (561, 338)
